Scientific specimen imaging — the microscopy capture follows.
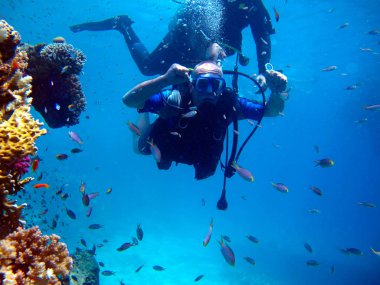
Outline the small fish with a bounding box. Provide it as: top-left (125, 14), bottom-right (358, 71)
top-left (222, 235), bottom-right (231, 243)
top-left (182, 110), bottom-right (197, 118)
top-left (246, 235), bottom-right (259, 243)
top-left (304, 243), bottom-right (313, 253)
top-left (61, 193), bottom-right (69, 200)
top-left (135, 264), bottom-right (144, 273)
top-left (117, 242), bottom-right (134, 251)
top-left (82, 193), bottom-right (90, 206)
top-left (88, 245), bottom-right (96, 255)
top-left (33, 183), bottom-right (50, 189)
top-left (308, 208), bottom-right (321, 214)
top-left (194, 274), bottom-right (205, 282)
top-left (56, 154), bottom-right (68, 160)
top-left (36, 172), bottom-right (43, 181)
top-left (315, 158), bottom-right (334, 167)
top-left (68, 131), bottom-right (84, 144)
top-left (61, 65), bottom-right (69, 74)
top-left (79, 181), bottom-right (86, 193)
top-left (340, 247), bottom-right (363, 256)
top-left (345, 84), bottom-right (359, 90)
top-left (273, 6), bottom-right (279, 22)
top-left (310, 186), bottom-right (322, 196)
top-left (106, 187), bottom-right (112, 194)
top-left (368, 29), bottom-right (380, 35)
top-left (370, 247), bottom-right (380, 256)
top-left (355, 118), bottom-right (368, 124)
top-left (127, 121), bottom-right (141, 136)
top-left (71, 275), bottom-right (78, 281)
top-left (99, 261), bottom-right (105, 267)
top-left (313, 145), bottom-right (320, 153)
top-left (132, 237), bottom-right (139, 246)
top-left (101, 270), bottom-right (115, 276)
top-left (147, 140), bottom-right (161, 163)
top-left (331, 265), bottom-right (335, 273)
top-left (321, 65), bottom-right (337, 72)
top-left (203, 218), bottom-right (214, 247)
top-left (88, 192), bottom-right (99, 199)
top-left (86, 206), bottom-right (93, 218)
top-left (306, 260), bottom-right (320, 266)
top-left (271, 182), bottom-right (288, 193)
top-left (66, 208), bottom-right (76, 220)
top-left (339, 22), bottom-right (349, 29)
top-left (243, 256), bottom-right (256, 266)
top-left (136, 224), bottom-right (144, 241)
top-left (357, 201), bottom-right (376, 208)
top-left (55, 103), bottom-right (61, 110)
top-left (39, 209), bottom-right (48, 215)
top-left (219, 236), bottom-right (235, 266)
top-left (364, 104), bottom-right (380, 111)
top-left (31, 159), bottom-right (39, 172)
top-left (70, 148), bottom-right (83, 154)
top-left (152, 265), bottom-right (165, 271)
top-left (88, 224), bottom-right (103, 230)
top-left (80, 238), bottom-right (87, 247)
top-left (232, 161), bottom-right (254, 182)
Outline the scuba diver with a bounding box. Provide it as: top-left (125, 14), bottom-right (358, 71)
top-left (122, 59), bottom-right (287, 180)
top-left (69, 0), bottom-right (275, 81)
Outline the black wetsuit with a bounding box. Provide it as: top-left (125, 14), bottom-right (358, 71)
top-left (70, 0), bottom-right (274, 75)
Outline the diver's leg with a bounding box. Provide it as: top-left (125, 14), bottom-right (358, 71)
top-left (70, 15), bottom-right (134, 33)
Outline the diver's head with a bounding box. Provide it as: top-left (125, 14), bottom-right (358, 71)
top-left (191, 61), bottom-right (226, 106)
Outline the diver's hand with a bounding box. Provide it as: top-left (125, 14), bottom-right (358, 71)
top-left (256, 74), bottom-right (267, 92)
top-left (164, 64), bottom-right (191, 85)
top-left (265, 70), bottom-right (288, 95)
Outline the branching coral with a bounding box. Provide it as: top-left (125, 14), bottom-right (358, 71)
top-left (21, 42), bottom-right (87, 128)
top-left (0, 226), bottom-right (73, 285)
top-left (0, 20), bottom-right (46, 238)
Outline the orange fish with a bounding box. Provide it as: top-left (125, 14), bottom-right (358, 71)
top-left (33, 183), bottom-right (50, 189)
top-left (12, 59), bottom-right (19, 70)
top-left (273, 6), bottom-right (280, 22)
top-left (79, 181), bottom-right (86, 193)
top-left (31, 159), bottom-right (39, 172)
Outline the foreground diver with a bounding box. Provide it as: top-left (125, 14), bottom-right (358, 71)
top-left (70, 0), bottom-right (274, 78)
top-left (123, 60), bottom-right (287, 180)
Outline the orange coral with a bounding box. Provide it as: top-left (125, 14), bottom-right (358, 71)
top-left (0, 226), bottom-right (73, 285)
top-left (0, 20), bottom-right (46, 238)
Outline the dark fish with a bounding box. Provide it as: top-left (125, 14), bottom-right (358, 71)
top-left (152, 265), bottom-right (165, 271)
top-left (194, 274), bottom-right (204, 282)
top-left (340, 247), bottom-right (363, 256)
top-left (135, 264), bottom-right (144, 273)
top-left (97, 243), bottom-right (104, 248)
top-left (37, 172), bottom-right (43, 181)
top-left (87, 244), bottom-right (96, 255)
top-left (306, 260), bottom-right (320, 266)
top-left (101, 270), bottom-right (115, 276)
top-left (136, 224), bottom-right (143, 241)
top-left (71, 148), bottom-right (83, 154)
top-left (222, 235), bottom-right (231, 243)
top-left (244, 256), bottom-right (256, 265)
top-left (315, 158), bottom-right (334, 167)
top-left (61, 193), bottom-right (69, 200)
top-left (99, 262), bottom-right (105, 267)
top-left (51, 218), bottom-right (57, 229)
top-left (82, 193), bottom-right (90, 206)
top-left (331, 265), bottom-right (335, 273)
top-left (117, 242), bottom-right (133, 251)
top-left (71, 275), bottom-right (78, 281)
top-left (313, 145), bottom-right (320, 153)
top-left (219, 237), bottom-right (235, 266)
top-left (56, 154), bottom-right (69, 160)
top-left (88, 224), bottom-right (103, 229)
top-left (247, 235), bottom-right (259, 243)
top-left (201, 198), bottom-right (205, 206)
top-left (310, 186), bottom-right (322, 196)
top-left (80, 238), bottom-right (87, 247)
top-left (304, 243), bottom-right (313, 253)
top-left (357, 201), bottom-right (376, 208)
top-left (66, 208), bottom-right (76, 220)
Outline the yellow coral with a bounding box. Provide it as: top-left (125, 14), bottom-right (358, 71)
top-left (0, 20), bottom-right (46, 239)
top-left (0, 227), bottom-right (73, 285)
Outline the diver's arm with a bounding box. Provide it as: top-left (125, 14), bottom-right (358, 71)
top-left (249, 0), bottom-right (275, 74)
top-left (123, 64), bottom-right (190, 109)
top-left (264, 93), bottom-right (285, 117)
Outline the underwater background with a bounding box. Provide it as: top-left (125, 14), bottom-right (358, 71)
top-left (1, 0), bottom-right (379, 284)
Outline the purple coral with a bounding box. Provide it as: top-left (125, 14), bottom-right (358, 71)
top-left (8, 156), bottom-right (31, 176)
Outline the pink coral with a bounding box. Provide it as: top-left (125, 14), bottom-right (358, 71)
top-left (6, 156), bottom-right (31, 176)
top-left (0, 226), bottom-right (73, 285)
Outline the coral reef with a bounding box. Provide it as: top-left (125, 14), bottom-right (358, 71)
top-left (21, 41), bottom-right (87, 128)
top-left (0, 20), bottom-right (47, 239)
top-left (0, 226), bottom-right (73, 285)
top-left (69, 248), bottom-right (100, 285)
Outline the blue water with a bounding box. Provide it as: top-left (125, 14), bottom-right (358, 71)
top-left (2, 0), bottom-right (380, 284)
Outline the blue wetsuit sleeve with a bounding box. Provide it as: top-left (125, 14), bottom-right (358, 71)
top-left (137, 90), bottom-right (170, 114)
top-left (237, 97), bottom-right (264, 120)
